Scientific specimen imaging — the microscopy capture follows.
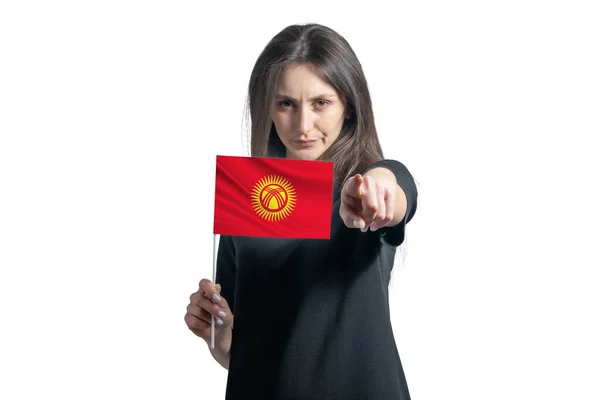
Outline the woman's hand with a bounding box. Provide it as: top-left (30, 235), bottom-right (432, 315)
top-left (339, 168), bottom-right (404, 231)
top-left (185, 279), bottom-right (234, 363)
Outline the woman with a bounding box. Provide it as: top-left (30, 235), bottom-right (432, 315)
top-left (185, 23), bottom-right (418, 399)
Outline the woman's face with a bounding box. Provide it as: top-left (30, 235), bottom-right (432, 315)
top-left (270, 63), bottom-right (347, 161)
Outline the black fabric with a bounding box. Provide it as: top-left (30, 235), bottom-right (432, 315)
top-left (216, 159), bottom-right (418, 400)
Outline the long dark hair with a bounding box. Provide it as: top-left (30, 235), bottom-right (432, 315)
top-left (244, 23), bottom-right (384, 184)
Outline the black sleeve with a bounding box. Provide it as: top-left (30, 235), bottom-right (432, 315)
top-left (364, 159), bottom-right (418, 246)
top-left (215, 235), bottom-right (237, 311)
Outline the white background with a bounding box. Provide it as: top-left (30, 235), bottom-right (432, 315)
top-left (1, 1), bottom-right (599, 399)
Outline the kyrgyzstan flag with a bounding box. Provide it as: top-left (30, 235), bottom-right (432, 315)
top-left (213, 155), bottom-right (334, 239)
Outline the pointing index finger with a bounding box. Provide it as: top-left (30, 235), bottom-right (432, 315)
top-left (343, 174), bottom-right (365, 198)
top-left (355, 174), bottom-right (365, 196)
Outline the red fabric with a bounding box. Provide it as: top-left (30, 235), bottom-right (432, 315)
top-left (213, 155), bottom-right (334, 239)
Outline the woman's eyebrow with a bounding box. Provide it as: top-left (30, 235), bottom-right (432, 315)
top-left (274, 93), bottom-right (338, 102)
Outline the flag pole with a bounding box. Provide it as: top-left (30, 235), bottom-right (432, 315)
top-left (211, 233), bottom-right (218, 349)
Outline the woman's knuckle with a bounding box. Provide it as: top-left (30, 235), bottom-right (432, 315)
top-left (190, 320), bottom-right (200, 330)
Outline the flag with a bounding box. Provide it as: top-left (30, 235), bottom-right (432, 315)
top-left (213, 155), bottom-right (334, 239)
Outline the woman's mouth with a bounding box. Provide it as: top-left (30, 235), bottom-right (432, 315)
top-left (294, 139), bottom-right (318, 148)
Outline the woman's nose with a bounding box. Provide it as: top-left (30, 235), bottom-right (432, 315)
top-left (297, 108), bottom-right (314, 134)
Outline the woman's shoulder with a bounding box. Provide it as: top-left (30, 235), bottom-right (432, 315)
top-left (363, 158), bottom-right (413, 176)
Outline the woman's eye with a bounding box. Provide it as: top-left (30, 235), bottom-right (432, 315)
top-left (315, 100), bottom-right (329, 107)
top-left (279, 100), bottom-right (293, 108)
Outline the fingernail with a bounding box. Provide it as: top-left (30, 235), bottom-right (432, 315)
top-left (371, 225), bottom-right (378, 232)
top-left (212, 293), bottom-right (221, 303)
top-left (217, 319), bottom-right (224, 326)
top-left (353, 219), bottom-right (360, 228)
top-left (361, 226), bottom-right (368, 233)
top-left (218, 311), bottom-right (226, 318)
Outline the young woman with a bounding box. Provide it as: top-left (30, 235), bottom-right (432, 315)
top-left (185, 23), bottom-right (418, 399)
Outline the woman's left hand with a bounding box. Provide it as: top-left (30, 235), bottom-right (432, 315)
top-left (339, 169), bottom-right (401, 232)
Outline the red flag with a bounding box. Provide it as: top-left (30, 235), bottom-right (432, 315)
top-left (213, 155), bottom-right (334, 239)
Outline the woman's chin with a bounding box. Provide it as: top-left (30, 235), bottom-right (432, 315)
top-left (285, 148), bottom-right (324, 161)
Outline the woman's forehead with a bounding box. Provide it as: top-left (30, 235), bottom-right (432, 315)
top-left (275, 63), bottom-right (338, 97)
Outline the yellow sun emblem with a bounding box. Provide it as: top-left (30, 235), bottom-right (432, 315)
top-left (251, 175), bottom-right (297, 221)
